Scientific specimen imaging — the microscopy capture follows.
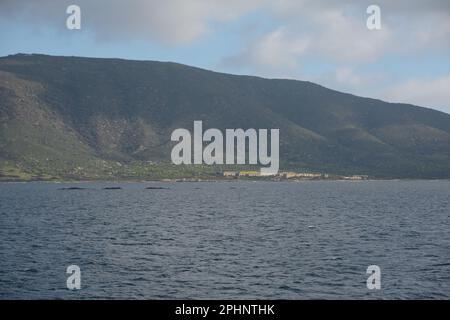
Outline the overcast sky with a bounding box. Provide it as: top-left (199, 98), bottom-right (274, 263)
top-left (1, 0), bottom-right (449, 113)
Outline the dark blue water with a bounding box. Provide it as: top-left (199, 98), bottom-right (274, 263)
top-left (0, 181), bottom-right (449, 299)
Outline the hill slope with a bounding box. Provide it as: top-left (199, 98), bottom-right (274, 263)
top-left (1, 53), bottom-right (450, 180)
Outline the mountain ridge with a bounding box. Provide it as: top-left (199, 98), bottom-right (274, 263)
top-left (1, 53), bottom-right (450, 180)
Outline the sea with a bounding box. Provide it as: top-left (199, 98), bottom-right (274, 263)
top-left (0, 180), bottom-right (449, 299)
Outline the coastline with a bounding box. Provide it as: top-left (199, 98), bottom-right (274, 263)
top-left (1, 177), bottom-right (449, 183)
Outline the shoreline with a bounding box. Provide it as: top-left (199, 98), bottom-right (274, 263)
top-left (1, 177), bottom-right (450, 183)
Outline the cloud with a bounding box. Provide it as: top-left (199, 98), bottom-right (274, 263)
top-left (221, 0), bottom-right (450, 75)
top-left (309, 8), bottom-right (391, 62)
top-left (382, 76), bottom-right (450, 113)
top-left (222, 7), bottom-right (390, 73)
top-left (0, 0), bottom-right (262, 45)
top-left (2, 0), bottom-right (449, 52)
top-left (334, 67), bottom-right (364, 87)
top-left (221, 26), bottom-right (310, 77)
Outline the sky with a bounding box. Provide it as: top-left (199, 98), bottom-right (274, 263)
top-left (1, 0), bottom-right (449, 114)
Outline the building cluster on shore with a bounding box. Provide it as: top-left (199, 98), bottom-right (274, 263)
top-left (222, 170), bottom-right (368, 180)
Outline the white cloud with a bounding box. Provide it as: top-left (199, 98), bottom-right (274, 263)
top-left (0, 0), bottom-right (263, 45)
top-left (382, 76), bottom-right (450, 113)
top-left (311, 9), bottom-right (391, 62)
top-left (221, 0), bottom-right (450, 73)
top-left (221, 26), bottom-right (310, 77)
top-left (334, 67), bottom-right (369, 87)
top-left (2, 0), bottom-right (449, 52)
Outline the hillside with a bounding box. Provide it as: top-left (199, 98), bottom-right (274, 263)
top-left (1, 53), bottom-right (450, 180)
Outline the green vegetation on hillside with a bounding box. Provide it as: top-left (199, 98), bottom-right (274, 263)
top-left (1, 53), bottom-right (450, 181)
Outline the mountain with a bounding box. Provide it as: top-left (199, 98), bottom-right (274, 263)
top-left (1, 53), bottom-right (450, 180)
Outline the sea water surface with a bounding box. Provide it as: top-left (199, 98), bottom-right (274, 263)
top-left (0, 180), bottom-right (449, 299)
